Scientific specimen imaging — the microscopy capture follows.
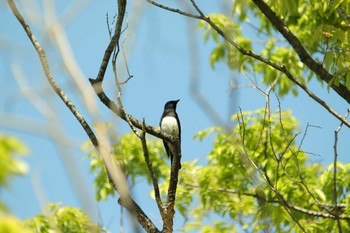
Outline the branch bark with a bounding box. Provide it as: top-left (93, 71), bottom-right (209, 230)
top-left (140, 120), bottom-right (164, 216)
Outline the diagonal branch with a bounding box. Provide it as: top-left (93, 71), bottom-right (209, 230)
top-left (251, 0), bottom-right (350, 104)
top-left (147, 0), bottom-right (350, 128)
top-left (118, 197), bottom-right (161, 233)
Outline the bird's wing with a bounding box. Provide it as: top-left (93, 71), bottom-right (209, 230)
top-left (163, 140), bottom-right (173, 162)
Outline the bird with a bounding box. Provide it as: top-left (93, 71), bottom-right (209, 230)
top-left (160, 99), bottom-right (181, 168)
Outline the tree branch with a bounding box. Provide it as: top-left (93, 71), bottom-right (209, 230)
top-left (147, 0), bottom-right (350, 128)
top-left (162, 138), bottom-right (181, 233)
top-left (140, 119), bottom-right (164, 216)
top-left (333, 109), bottom-right (350, 232)
top-left (183, 182), bottom-right (350, 220)
top-left (251, 0), bottom-right (350, 104)
top-left (94, 0), bottom-right (126, 84)
top-left (118, 197), bottom-right (161, 233)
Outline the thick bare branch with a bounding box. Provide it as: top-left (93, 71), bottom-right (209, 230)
top-left (118, 197), bottom-right (161, 233)
top-left (94, 0), bottom-right (127, 84)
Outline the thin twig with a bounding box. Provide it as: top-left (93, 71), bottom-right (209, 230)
top-left (333, 109), bottom-right (350, 232)
top-left (297, 124), bottom-right (322, 156)
top-left (333, 123), bottom-right (342, 233)
top-left (147, 0), bottom-right (202, 19)
top-left (237, 108), bottom-right (306, 232)
top-left (121, 48), bottom-right (133, 82)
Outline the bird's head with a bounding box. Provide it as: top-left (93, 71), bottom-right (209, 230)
top-left (164, 99), bottom-right (180, 110)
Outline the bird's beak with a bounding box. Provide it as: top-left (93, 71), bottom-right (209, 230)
top-left (175, 99), bottom-right (180, 103)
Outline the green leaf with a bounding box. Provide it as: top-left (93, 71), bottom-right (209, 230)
top-left (324, 51), bottom-right (334, 71)
top-left (314, 189), bottom-right (327, 202)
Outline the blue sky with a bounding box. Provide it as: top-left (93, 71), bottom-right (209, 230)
top-left (1, 0), bottom-right (350, 232)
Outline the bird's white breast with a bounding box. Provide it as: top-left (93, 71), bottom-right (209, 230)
top-left (161, 116), bottom-right (179, 136)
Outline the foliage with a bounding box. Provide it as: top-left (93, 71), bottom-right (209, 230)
top-left (82, 108), bottom-right (350, 232)
top-left (25, 203), bottom-right (105, 233)
top-left (0, 214), bottom-right (32, 233)
top-left (0, 134), bottom-right (29, 187)
top-left (199, 0), bottom-right (350, 96)
top-left (0, 135), bottom-right (103, 233)
top-left (0, 133), bottom-right (29, 211)
top-left (171, 109), bottom-right (349, 232)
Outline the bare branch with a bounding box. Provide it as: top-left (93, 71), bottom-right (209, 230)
top-left (118, 197), bottom-right (161, 233)
top-left (93, 0), bottom-right (126, 84)
top-left (333, 109), bottom-right (350, 232)
top-left (147, 0), bottom-right (202, 19)
top-left (11, 63), bottom-right (96, 217)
